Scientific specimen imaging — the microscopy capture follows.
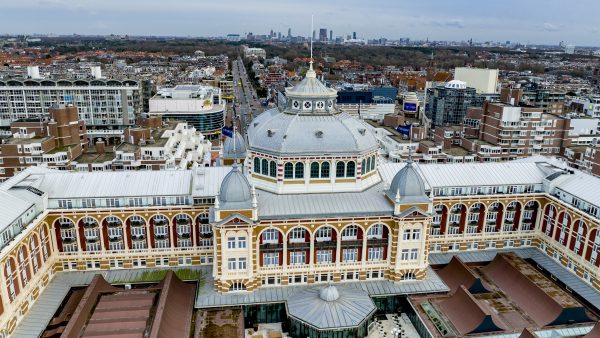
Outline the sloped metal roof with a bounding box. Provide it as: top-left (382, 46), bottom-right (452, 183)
top-left (256, 183), bottom-right (393, 219)
top-left (0, 190), bottom-right (33, 231)
top-left (286, 285), bottom-right (376, 330)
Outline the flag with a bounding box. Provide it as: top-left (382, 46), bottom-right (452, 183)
top-left (396, 124), bottom-right (411, 136)
top-left (222, 126), bottom-right (234, 138)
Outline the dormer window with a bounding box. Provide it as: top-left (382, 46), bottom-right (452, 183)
top-left (292, 100), bottom-right (300, 109)
top-left (316, 101), bottom-right (325, 109)
top-left (303, 101), bottom-right (312, 110)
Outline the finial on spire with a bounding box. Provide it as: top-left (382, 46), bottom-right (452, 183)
top-left (310, 15), bottom-right (314, 63)
top-left (251, 184), bottom-right (258, 208)
top-left (214, 192), bottom-right (220, 209)
top-left (407, 146), bottom-right (414, 165)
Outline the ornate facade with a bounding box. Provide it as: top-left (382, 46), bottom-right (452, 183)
top-left (1, 64), bottom-right (600, 336)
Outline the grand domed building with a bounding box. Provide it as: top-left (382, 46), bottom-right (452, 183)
top-left (3, 61), bottom-right (600, 338)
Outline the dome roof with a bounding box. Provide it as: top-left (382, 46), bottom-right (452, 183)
top-left (247, 108), bottom-right (378, 155)
top-left (286, 64), bottom-right (337, 99)
top-left (319, 285), bottom-right (340, 302)
top-left (386, 161), bottom-right (430, 204)
top-left (445, 80), bottom-right (467, 89)
top-left (218, 164), bottom-right (252, 209)
top-left (222, 132), bottom-right (247, 159)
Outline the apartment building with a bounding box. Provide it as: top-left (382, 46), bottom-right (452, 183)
top-left (501, 85), bottom-right (566, 115)
top-left (74, 117), bottom-right (213, 172)
top-left (0, 105), bottom-right (86, 181)
top-left (425, 80), bottom-right (485, 128)
top-left (0, 76), bottom-right (142, 130)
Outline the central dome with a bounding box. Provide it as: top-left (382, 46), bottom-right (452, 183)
top-left (247, 62), bottom-right (377, 156)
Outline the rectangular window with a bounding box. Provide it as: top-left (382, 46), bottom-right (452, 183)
top-left (400, 249), bottom-right (409, 261)
top-left (290, 251), bottom-right (306, 265)
top-left (316, 250), bottom-right (332, 264)
top-left (263, 253), bottom-right (279, 266)
top-left (410, 248), bottom-right (419, 261)
top-left (368, 247), bottom-right (384, 261)
top-left (412, 229), bottom-right (420, 240)
top-left (316, 227), bottom-right (332, 241)
top-left (238, 257), bottom-right (247, 270)
top-left (343, 248), bottom-right (358, 262)
top-left (227, 237), bottom-right (236, 249)
top-left (237, 237), bottom-right (246, 249)
top-left (228, 258), bottom-right (236, 270)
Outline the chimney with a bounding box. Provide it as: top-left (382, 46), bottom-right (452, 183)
top-left (95, 139), bottom-right (105, 154)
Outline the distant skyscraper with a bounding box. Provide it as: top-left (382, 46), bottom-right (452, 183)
top-left (352, 31), bottom-right (357, 39)
top-left (277, 32), bottom-right (282, 40)
top-left (287, 28), bottom-right (292, 38)
top-left (312, 30), bottom-right (316, 41)
top-left (329, 30), bottom-right (333, 42)
top-left (319, 28), bottom-right (327, 42)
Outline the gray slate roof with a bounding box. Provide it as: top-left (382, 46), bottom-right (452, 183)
top-left (286, 285), bottom-right (376, 330)
top-left (247, 108), bottom-right (378, 156)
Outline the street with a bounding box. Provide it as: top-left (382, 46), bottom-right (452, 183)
top-left (231, 57), bottom-right (263, 134)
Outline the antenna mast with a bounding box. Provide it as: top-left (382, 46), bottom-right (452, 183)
top-left (310, 15), bottom-right (314, 63)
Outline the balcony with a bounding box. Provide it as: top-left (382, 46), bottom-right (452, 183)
top-left (487, 219), bottom-right (497, 225)
top-left (130, 220), bottom-right (145, 227)
top-left (466, 226), bottom-right (478, 234)
top-left (177, 232), bottom-right (191, 239)
top-left (340, 239), bottom-right (363, 248)
top-left (430, 228), bottom-right (441, 236)
top-left (59, 222), bottom-right (74, 229)
top-left (176, 218), bottom-right (191, 226)
top-left (83, 221), bottom-right (98, 228)
top-left (502, 225), bottom-right (514, 232)
top-left (288, 242), bottom-right (310, 250)
top-left (260, 243), bottom-right (283, 251)
top-left (521, 223), bottom-right (533, 231)
top-left (107, 221), bottom-right (122, 228)
top-left (131, 234), bottom-right (146, 240)
top-left (367, 238), bottom-right (389, 246)
top-left (314, 240), bottom-right (337, 249)
top-left (109, 236), bottom-right (122, 242)
top-left (154, 220), bottom-right (168, 226)
top-left (484, 226), bottom-right (497, 233)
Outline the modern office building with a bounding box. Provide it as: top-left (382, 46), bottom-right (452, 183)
top-left (148, 85), bottom-right (225, 139)
top-left (425, 80), bottom-right (485, 128)
top-left (319, 28), bottom-right (328, 42)
top-left (4, 62), bottom-right (600, 337)
top-left (0, 77), bottom-right (142, 130)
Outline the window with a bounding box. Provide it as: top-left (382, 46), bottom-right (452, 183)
top-left (368, 247), bottom-right (384, 261)
top-left (343, 248), bottom-right (358, 262)
top-left (82, 199), bottom-right (96, 208)
top-left (290, 251), bottom-right (306, 265)
top-left (295, 162), bottom-right (304, 179)
top-left (254, 157), bottom-right (260, 173)
top-left (316, 250), bottom-right (332, 264)
top-left (321, 162), bottom-right (330, 178)
top-left (238, 257), bottom-right (247, 270)
top-left (400, 249), bottom-right (409, 261)
top-left (261, 159), bottom-right (268, 175)
top-left (403, 230), bottom-right (411, 241)
top-left (316, 227), bottom-right (332, 241)
top-left (58, 199), bottom-right (73, 209)
top-left (228, 237), bottom-right (236, 249)
top-left (262, 229), bottom-right (279, 244)
top-left (346, 161), bottom-right (356, 177)
top-left (310, 162), bottom-right (320, 178)
top-left (410, 248), bottom-right (419, 260)
top-left (342, 225), bottom-right (358, 240)
top-left (367, 224), bottom-right (383, 239)
top-left (106, 198), bottom-right (120, 207)
top-left (178, 257), bottom-right (192, 266)
top-left (269, 160), bottom-right (276, 177)
top-left (412, 229), bottom-right (420, 240)
top-left (366, 157), bottom-right (372, 173)
top-left (263, 253), bottom-right (279, 266)
top-left (238, 237), bottom-right (247, 249)
top-left (336, 161), bottom-right (345, 177)
top-left (290, 228), bottom-right (306, 242)
top-left (370, 155), bottom-right (376, 171)
top-left (228, 258), bottom-right (236, 270)
top-left (284, 162), bottom-right (294, 178)
top-left (18, 247), bottom-right (28, 287)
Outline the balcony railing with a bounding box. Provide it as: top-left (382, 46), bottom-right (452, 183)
top-left (260, 243), bottom-right (283, 251)
top-left (484, 226), bottom-right (497, 233)
top-left (314, 240), bottom-right (337, 249)
top-left (447, 227), bottom-right (460, 235)
top-left (340, 239), bottom-right (362, 248)
top-left (288, 242), bottom-right (310, 250)
top-left (466, 226), bottom-right (478, 234)
top-left (430, 228), bottom-right (441, 236)
top-left (366, 238), bottom-right (389, 246)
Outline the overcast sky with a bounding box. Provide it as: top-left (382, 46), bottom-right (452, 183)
top-left (1, 0), bottom-right (598, 46)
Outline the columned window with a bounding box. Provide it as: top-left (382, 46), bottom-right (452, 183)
top-left (294, 162), bottom-right (304, 179)
top-left (321, 162), bottom-right (330, 178)
top-left (284, 162), bottom-right (294, 178)
top-left (269, 160), bottom-right (276, 178)
top-left (261, 159), bottom-right (268, 176)
top-left (310, 162), bottom-right (320, 178)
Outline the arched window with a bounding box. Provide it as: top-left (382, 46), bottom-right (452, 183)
top-left (253, 157), bottom-right (260, 173)
top-left (346, 161), bottom-right (356, 177)
top-left (336, 161), bottom-right (346, 177)
top-left (18, 246), bottom-right (28, 287)
top-left (5, 261), bottom-right (16, 301)
top-left (261, 159), bottom-right (268, 176)
top-left (370, 155), bottom-right (376, 171)
top-left (361, 159), bottom-right (366, 175)
top-left (284, 162), bottom-right (294, 179)
top-left (40, 226), bottom-right (49, 260)
top-left (29, 237), bottom-right (39, 273)
top-left (310, 162), bottom-right (320, 178)
top-left (295, 162), bottom-right (304, 179)
top-left (342, 225), bottom-right (359, 240)
top-left (269, 161), bottom-right (277, 178)
top-left (262, 229), bottom-right (279, 243)
top-left (366, 157), bottom-right (372, 173)
top-left (321, 162), bottom-right (330, 178)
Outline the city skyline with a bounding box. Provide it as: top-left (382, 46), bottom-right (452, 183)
top-left (0, 0), bottom-right (599, 46)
